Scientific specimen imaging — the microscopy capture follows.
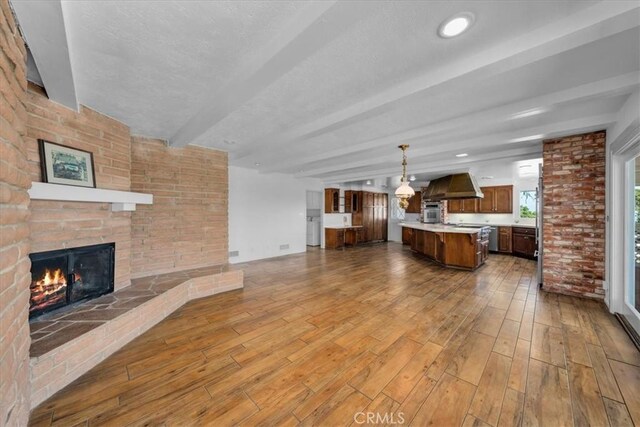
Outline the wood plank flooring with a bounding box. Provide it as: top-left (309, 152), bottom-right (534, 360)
top-left (29, 243), bottom-right (640, 426)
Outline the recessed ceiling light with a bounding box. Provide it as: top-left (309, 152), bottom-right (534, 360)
top-left (409, 175), bottom-right (416, 182)
top-left (509, 134), bottom-right (545, 143)
top-left (366, 180), bottom-right (372, 185)
top-left (254, 162), bottom-right (261, 166)
top-left (456, 153), bottom-right (468, 158)
top-left (438, 13), bottom-right (475, 39)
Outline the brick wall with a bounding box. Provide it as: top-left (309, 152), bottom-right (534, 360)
top-left (25, 85), bottom-right (133, 289)
top-left (131, 137), bottom-right (228, 277)
top-left (0, 1), bottom-right (31, 424)
top-left (542, 131), bottom-right (606, 299)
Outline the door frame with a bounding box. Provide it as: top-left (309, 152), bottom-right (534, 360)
top-left (609, 129), bottom-right (640, 333)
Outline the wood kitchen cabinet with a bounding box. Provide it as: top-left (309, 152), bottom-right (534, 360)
top-left (325, 228), bottom-right (344, 249)
top-left (478, 185), bottom-right (513, 213)
top-left (326, 227), bottom-right (364, 249)
top-left (405, 191), bottom-right (421, 213)
top-left (512, 226), bottom-right (536, 258)
top-left (498, 226), bottom-right (512, 253)
top-left (345, 191), bottom-right (363, 226)
top-left (447, 198), bottom-right (478, 213)
top-left (402, 227), bottom-right (413, 245)
top-left (362, 191), bottom-right (388, 242)
top-left (324, 188), bottom-right (340, 213)
top-left (344, 227), bottom-right (363, 246)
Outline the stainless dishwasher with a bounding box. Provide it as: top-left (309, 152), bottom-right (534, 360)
top-left (488, 226), bottom-right (498, 252)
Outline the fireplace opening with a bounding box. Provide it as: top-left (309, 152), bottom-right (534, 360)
top-left (29, 243), bottom-right (115, 320)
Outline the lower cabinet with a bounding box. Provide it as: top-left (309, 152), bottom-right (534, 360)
top-left (325, 227), bottom-right (363, 249)
top-left (325, 228), bottom-right (345, 249)
top-left (498, 226), bottom-right (512, 253)
top-left (402, 227), bottom-right (413, 245)
top-left (345, 228), bottom-right (363, 246)
top-left (512, 227), bottom-right (537, 258)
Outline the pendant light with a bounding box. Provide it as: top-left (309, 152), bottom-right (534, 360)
top-left (395, 144), bottom-right (415, 209)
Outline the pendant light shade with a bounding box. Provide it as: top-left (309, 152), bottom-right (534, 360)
top-left (395, 145), bottom-right (414, 210)
top-left (395, 181), bottom-right (415, 198)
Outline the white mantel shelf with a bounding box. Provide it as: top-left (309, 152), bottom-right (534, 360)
top-left (28, 182), bottom-right (153, 211)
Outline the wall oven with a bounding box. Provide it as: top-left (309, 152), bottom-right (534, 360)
top-left (422, 202), bottom-right (441, 223)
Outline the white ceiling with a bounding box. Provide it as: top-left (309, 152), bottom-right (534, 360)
top-left (12, 0), bottom-right (640, 184)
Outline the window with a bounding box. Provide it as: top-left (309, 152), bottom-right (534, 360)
top-left (519, 190), bottom-right (536, 218)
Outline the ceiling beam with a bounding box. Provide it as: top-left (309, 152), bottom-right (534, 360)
top-left (11, 0), bottom-right (78, 110)
top-left (169, 1), bottom-right (378, 147)
top-left (234, 1), bottom-right (639, 163)
top-left (293, 113), bottom-right (617, 179)
top-left (322, 146), bottom-right (544, 184)
top-left (258, 72), bottom-right (639, 173)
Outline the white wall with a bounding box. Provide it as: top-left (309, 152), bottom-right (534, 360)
top-left (229, 166), bottom-right (322, 264)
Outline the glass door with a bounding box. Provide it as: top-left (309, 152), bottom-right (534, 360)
top-left (624, 156), bottom-right (640, 331)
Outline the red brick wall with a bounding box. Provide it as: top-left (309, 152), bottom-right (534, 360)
top-left (25, 85), bottom-right (133, 289)
top-left (131, 137), bottom-right (228, 278)
top-left (0, 1), bottom-right (31, 424)
top-left (542, 131), bottom-right (606, 299)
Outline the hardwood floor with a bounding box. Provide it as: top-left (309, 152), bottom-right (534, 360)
top-left (29, 243), bottom-right (640, 426)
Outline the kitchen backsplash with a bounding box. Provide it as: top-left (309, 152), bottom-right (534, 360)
top-left (323, 213), bottom-right (352, 227)
top-left (448, 213), bottom-right (536, 226)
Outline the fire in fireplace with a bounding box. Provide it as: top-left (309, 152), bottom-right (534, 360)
top-left (30, 268), bottom-right (68, 314)
top-left (29, 243), bottom-right (115, 319)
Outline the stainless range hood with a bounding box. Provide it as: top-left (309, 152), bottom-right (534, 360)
top-left (422, 173), bottom-right (484, 200)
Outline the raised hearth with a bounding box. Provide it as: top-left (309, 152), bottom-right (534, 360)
top-left (28, 264), bottom-right (244, 407)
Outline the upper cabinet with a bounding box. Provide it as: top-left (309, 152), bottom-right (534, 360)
top-left (447, 185), bottom-right (512, 214)
top-left (324, 188), bottom-right (340, 213)
top-left (478, 185), bottom-right (513, 213)
top-left (405, 191), bottom-right (421, 213)
top-left (448, 198), bottom-right (478, 213)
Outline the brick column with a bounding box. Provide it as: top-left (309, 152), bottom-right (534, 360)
top-left (542, 131), bottom-right (606, 299)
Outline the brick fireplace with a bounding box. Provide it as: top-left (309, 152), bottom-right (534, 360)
top-left (0, 2), bottom-right (239, 420)
top-left (23, 90), bottom-right (238, 407)
top-left (29, 243), bottom-right (115, 319)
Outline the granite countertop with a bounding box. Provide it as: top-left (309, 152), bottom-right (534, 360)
top-left (458, 223), bottom-right (536, 228)
top-left (399, 222), bottom-right (485, 234)
top-left (324, 225), bottom-right (364, 229)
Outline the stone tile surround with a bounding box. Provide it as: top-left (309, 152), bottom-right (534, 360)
top-left (28, 265), bottom-right (243, 408)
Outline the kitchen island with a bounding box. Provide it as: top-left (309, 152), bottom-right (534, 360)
top-left (400, 223), bottom-right (489, 270)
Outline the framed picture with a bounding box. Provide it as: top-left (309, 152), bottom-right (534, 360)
top-left (38, 140), bottom-right (96, 188)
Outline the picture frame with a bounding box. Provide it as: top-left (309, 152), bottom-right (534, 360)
top-left (38, 139), bottom-right (96, 188)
